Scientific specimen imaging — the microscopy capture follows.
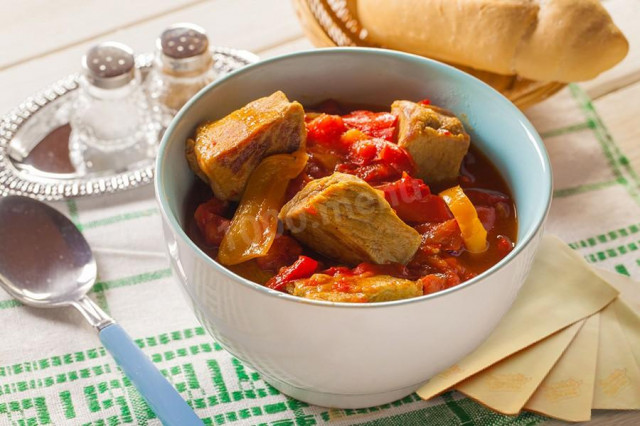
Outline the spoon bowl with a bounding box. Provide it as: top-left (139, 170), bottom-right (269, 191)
top-left (0, 196), bottom-right (96, 307)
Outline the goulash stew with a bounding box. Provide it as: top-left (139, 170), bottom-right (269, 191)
top-left (184, 91), bottom-right (517, 303)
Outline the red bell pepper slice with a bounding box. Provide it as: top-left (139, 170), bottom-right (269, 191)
top-left (343, 110), bottom-right (398, 142)
top-left (266, 256), bottom-right (319, 292)
top-left (377, 174), bottom-right (452, 223)
top-left (194, 198), bottom-right (231, 246)
top-left (306, 114), bottom-right (348, 150)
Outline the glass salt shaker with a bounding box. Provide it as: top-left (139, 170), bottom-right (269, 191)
top-left (145, 23), bottom-right (217, 126)
top-left (69, 42), bottom-right (158, 174)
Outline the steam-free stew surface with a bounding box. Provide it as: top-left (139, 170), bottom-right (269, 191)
top-left (185, 100), bottom-right (517, 299)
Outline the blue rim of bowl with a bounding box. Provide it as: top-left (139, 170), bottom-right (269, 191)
top-left (155, 47), bottom-right (553, 309)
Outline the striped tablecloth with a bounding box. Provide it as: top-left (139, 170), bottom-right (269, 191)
top-left (1, 83), bottom-right (639, 425)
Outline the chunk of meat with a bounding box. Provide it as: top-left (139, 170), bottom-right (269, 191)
top-left (392, 100), bottom-right (470, 184)
top-left (186, 91), bottom-right (306, 201)
top-left (287, 273), bottom-right (422, 303)
top-left (279, 172), bottom-right (421, 265)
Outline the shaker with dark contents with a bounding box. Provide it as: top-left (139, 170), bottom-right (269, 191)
top-left (69, 42), bottom-right (158, 173)
top-left (145, 23), bottom-right (218, 122)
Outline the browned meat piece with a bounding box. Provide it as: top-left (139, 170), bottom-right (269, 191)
top-left (279, 172), bottom-right (421, 265)
top-left (287, 274), bottom-right (423, 303)
top-left (392, 100), bottom-right (470, 184)
top-left (186, 91), bottom-right (306, 201)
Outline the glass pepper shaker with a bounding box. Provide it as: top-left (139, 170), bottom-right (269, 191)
top-left (69, 42), bottom-right (158, 173)
top-left (145, 23), bottom-right (217, 125)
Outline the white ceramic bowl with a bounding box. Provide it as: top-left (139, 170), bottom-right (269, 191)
top-left (155, 48), bottom-right (552, 408)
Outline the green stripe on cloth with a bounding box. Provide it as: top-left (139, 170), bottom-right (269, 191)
top-left (65, 200), bottom-right (80, 227)
top-left (92, 268), bottom-right (171, 292)
top-left (0, 299), bottom-right (22, 310)
top-left (80, 208), bottom-right (159, 231)
top-left (583, 241), bottom-right (640, 264)
top-left (442, 392), bottom-right (474, 425)
top-left (0, 363), bottom-right (113, 397)
top-left (569, 223), bottom-right (640, 249)
top-left (0, 269), bottom-right (172, 311)
top-left (569, 84), bottom-right (640, 205)
top-left (59, 204), bottom-right (158, 232)
top-left (60, 390), bottom-right (76, 419)
top-left (0, 328), bottom-right (206, 379)
top-left (353, 394), bottom-right (546, 426)
top-left (553, 178), bottom-right (621, 198)
top-left (615, 264), bottom-right (631, 276)
top-left (540, 121), bottom-right (593, 139)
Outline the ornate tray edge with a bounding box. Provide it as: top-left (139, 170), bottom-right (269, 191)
top-left (0, 47), bottom-right (258, 201)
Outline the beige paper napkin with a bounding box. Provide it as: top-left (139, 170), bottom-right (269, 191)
top-left (455, 320), bottom-right (584, 415)
top-left (613, 298), bottom-right (640, 373)
top-left (417, 235), bottom-right (619, 400)
top-left (524, 313), bottom-right (600, 422)
top-left (598, 269), bottom-right (640, 315)
top-left (592, 299), bottom-right (640, 410)
top-left (597, 270), bottom-right (640, 372)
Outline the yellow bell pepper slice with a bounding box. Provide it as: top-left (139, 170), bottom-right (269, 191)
top-left (226, 260), bottom-right (274, 284)
top-left (439, 185), bottom-right (488, 253)
top-left (218, 151), bottom-right (308, 265)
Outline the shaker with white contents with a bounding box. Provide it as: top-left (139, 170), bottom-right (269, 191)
top-left (69, 42), bottom-right (157, 173)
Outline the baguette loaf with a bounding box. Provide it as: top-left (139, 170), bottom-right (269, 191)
top-left (358, 0), bottom-right (628, 82)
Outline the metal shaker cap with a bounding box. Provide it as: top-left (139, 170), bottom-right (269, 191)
top-left (157, 23), bottom-right (213, 75)
top-left (82, 42), bottom-right (136, 89)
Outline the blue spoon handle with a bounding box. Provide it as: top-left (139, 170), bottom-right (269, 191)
top-left (99, 323), bottom-right (204, 425)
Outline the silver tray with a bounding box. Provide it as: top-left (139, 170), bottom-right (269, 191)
top-left (0, 47), bottom-right (258, 201)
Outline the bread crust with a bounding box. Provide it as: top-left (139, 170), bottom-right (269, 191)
top-left (358, 0), bottom-right (628, 82)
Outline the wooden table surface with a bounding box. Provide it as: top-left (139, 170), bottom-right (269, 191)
top-left (1, 0), bottom-right (639, 424)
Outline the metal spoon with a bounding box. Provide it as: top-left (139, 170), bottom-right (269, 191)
top-left (0, 195), bottom-right (203, 426)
